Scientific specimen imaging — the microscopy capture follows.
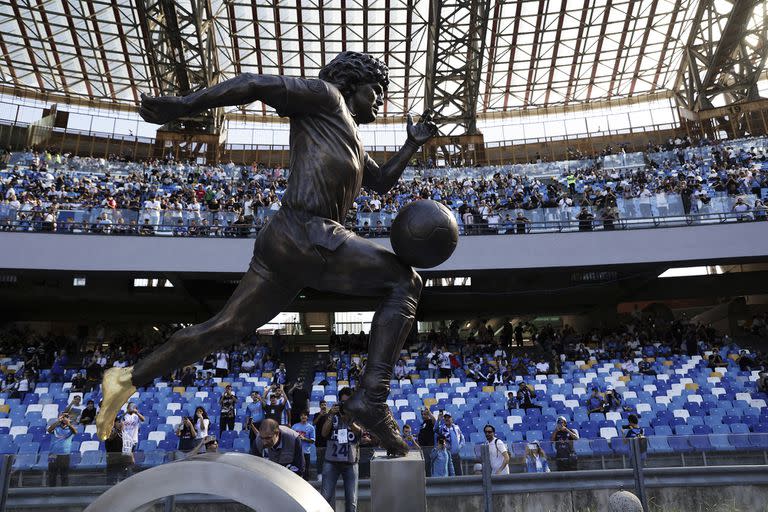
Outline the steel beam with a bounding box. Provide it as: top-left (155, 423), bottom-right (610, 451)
top-left (607, 0), bottom-right (637, 98)
top-left (675, 0), bottom-right (767, 111)
top-left (137, 0), bottom-right (226, 161)
top-left (651, 0), bottom-right (684, 93)
top-left (109, 1), bottom-right (141, 104)
top-left (35, 0), bottom-right (69, 95)
top-left (586, 0), bottom-right (613, 102)
top-left (8, 1), bottom-right (46, 91)
top-left (402, 0), bottom-right (414, 113)
top-left (628, 0), bottom-right (660, 97)
top-left (424, 0), bottom-right (492, 136)
top-left (84, 0), bottom-right (117, 100)
top-left (0, 32), bottom-right (18, 87)
top-left (543, 0), bottom-right (568, 106)
top-left (481, 0), bottom-right (502, 111)
top-left (564, 0), bottom-right (591, 103)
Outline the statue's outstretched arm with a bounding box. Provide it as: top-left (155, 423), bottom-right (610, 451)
top-left (139, 74), bottom-right (288, 125)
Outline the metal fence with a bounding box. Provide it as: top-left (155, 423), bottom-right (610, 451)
top-left (0, 194), bottom-right (764, 239)
top-left (2, 437), bottom-right (768, 511)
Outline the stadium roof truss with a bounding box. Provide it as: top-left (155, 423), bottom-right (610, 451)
top-left (0, 0), bottom-right (764, 134)
top-left (675, 0), bottom-right (768, 111)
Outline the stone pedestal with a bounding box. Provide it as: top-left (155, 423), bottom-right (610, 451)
top-left (370, 450), bottom-right (427, 512)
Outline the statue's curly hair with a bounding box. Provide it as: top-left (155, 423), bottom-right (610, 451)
top-left (318, 52), bottom-right (389, 97)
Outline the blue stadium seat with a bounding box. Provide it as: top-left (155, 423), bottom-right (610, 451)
top-left (747, 433), bottom-right (768, 450)
top-left (12, 452), bottom-right (37, 471)
top-left (590, 438), bottom-right (612, 457)
top-left (669, 436), bottom-right (692, 453)
top-left (708, 434), bottom-right (732, 451)
top-left (233, 438), bottom-right (250, 453)
top-left (647, 437), bottom-right (672, 454)
top-left (76, 450), bottom-right (105, 470)
top-left (610, 437), bottom-right (629, 456)
top-left (688, 435), bottom-right (711, 452)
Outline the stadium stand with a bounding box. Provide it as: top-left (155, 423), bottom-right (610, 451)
top-left (1, 135), bottom-right (768, 236)
top-left (0, 318), bottom-right (765, 480)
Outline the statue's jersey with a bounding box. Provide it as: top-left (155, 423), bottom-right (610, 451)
top-left (248, 76), bottom-right (385, 280)
top-left (270, 77), bottom-right (376, 223)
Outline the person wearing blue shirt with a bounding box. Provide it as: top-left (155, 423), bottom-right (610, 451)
top-left (623, 414), bottom-right (647, 465)
top-left (292, 411), bottom-right (316, 481)
top-left (586, 387), bottom-right (606, 417)
top-left (402, 424), bottom-right (420, 450)
top-left (51, 351), bottom-right (68, 383)
top-left (434, 412), bottom-right (465, 475)
top-left (430, 435), bottom-right (455, 477)
top-left (47, 411), bottom-right (77, 487)
top-left (524, 442), bottom-right (550, 473)
top-left (245, 390), bottom-right (265, 442)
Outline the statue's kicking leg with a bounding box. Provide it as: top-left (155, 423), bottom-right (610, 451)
top-left (311, 236), bottom-right (422, 456)
top-left (97, 269), bottom-right (300, 440)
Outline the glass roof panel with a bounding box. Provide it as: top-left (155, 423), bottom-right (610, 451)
top-left (0, 0), bottom-right (712, 119)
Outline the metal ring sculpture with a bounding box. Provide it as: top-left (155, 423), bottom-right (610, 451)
top-left (83, 452), bottom-right (333, 512)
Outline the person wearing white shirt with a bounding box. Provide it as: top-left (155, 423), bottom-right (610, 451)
top-left (121, 403), bottom-right (145, 452)
top-left (142, 198), bottom-right (161, 230)
top-left (477, 201), bottom-right (490, 219)
top-left (654, 190), bottom-right (668, 217)
top-left (215, 351), bottom-right (229, 378)
top-left (483, 425), bottom-right (510, 474)
top-left (732, 197), bottom-right (750, 221)
top-left (639, 187), bottom-right (653, 217)
top-left (168, 201), bottom-right (183, 225)
top-left (487, 211), bottom-right (501, 233)
top-left (241, 356), bottom-right (256, 372)
top-left (243, 197), bottom-right (254, 219)
top-left (93, 351), bottom-right (107, 368)
top-left (621, 359), bottom-right (638, 374)
top-left (438, 348), bottom-right (452, 378)
top-left (427, 350), bottom-right (438, 378)
top-left (461, 210), bottom-right (474, 231)
top-left (192, 406), bottom-right (210, 439)
top-left (186, 198), bottom-right (201, 222)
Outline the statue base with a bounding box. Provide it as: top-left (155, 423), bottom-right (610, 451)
top-left (370, 450), bottom-right (427, 512)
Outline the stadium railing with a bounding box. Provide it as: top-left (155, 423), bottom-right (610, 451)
top-left (0, 194), bottom-right (762, 237)
top-left (1, 435), bottom-right (766, 510)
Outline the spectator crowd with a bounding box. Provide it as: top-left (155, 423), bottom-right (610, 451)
top-left (1, 134), bottom-right (767, 236)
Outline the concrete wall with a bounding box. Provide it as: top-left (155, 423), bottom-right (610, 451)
top-left (9, 484), bottom-right (768, 512)
top-left (1, 221), bottom-right (767, 274)
top-left (33, 485), bottom-right (767, 512)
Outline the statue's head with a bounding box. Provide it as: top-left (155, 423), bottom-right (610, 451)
top-left (320, 52), bottom-right (388, 124)
top-left (319, 52), bottom-right (389, 97)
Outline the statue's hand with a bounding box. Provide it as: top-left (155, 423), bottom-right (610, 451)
top-left (407, 110), bottom-right (438, 145)
top-left (139, 93), bottom-right (190, 125)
